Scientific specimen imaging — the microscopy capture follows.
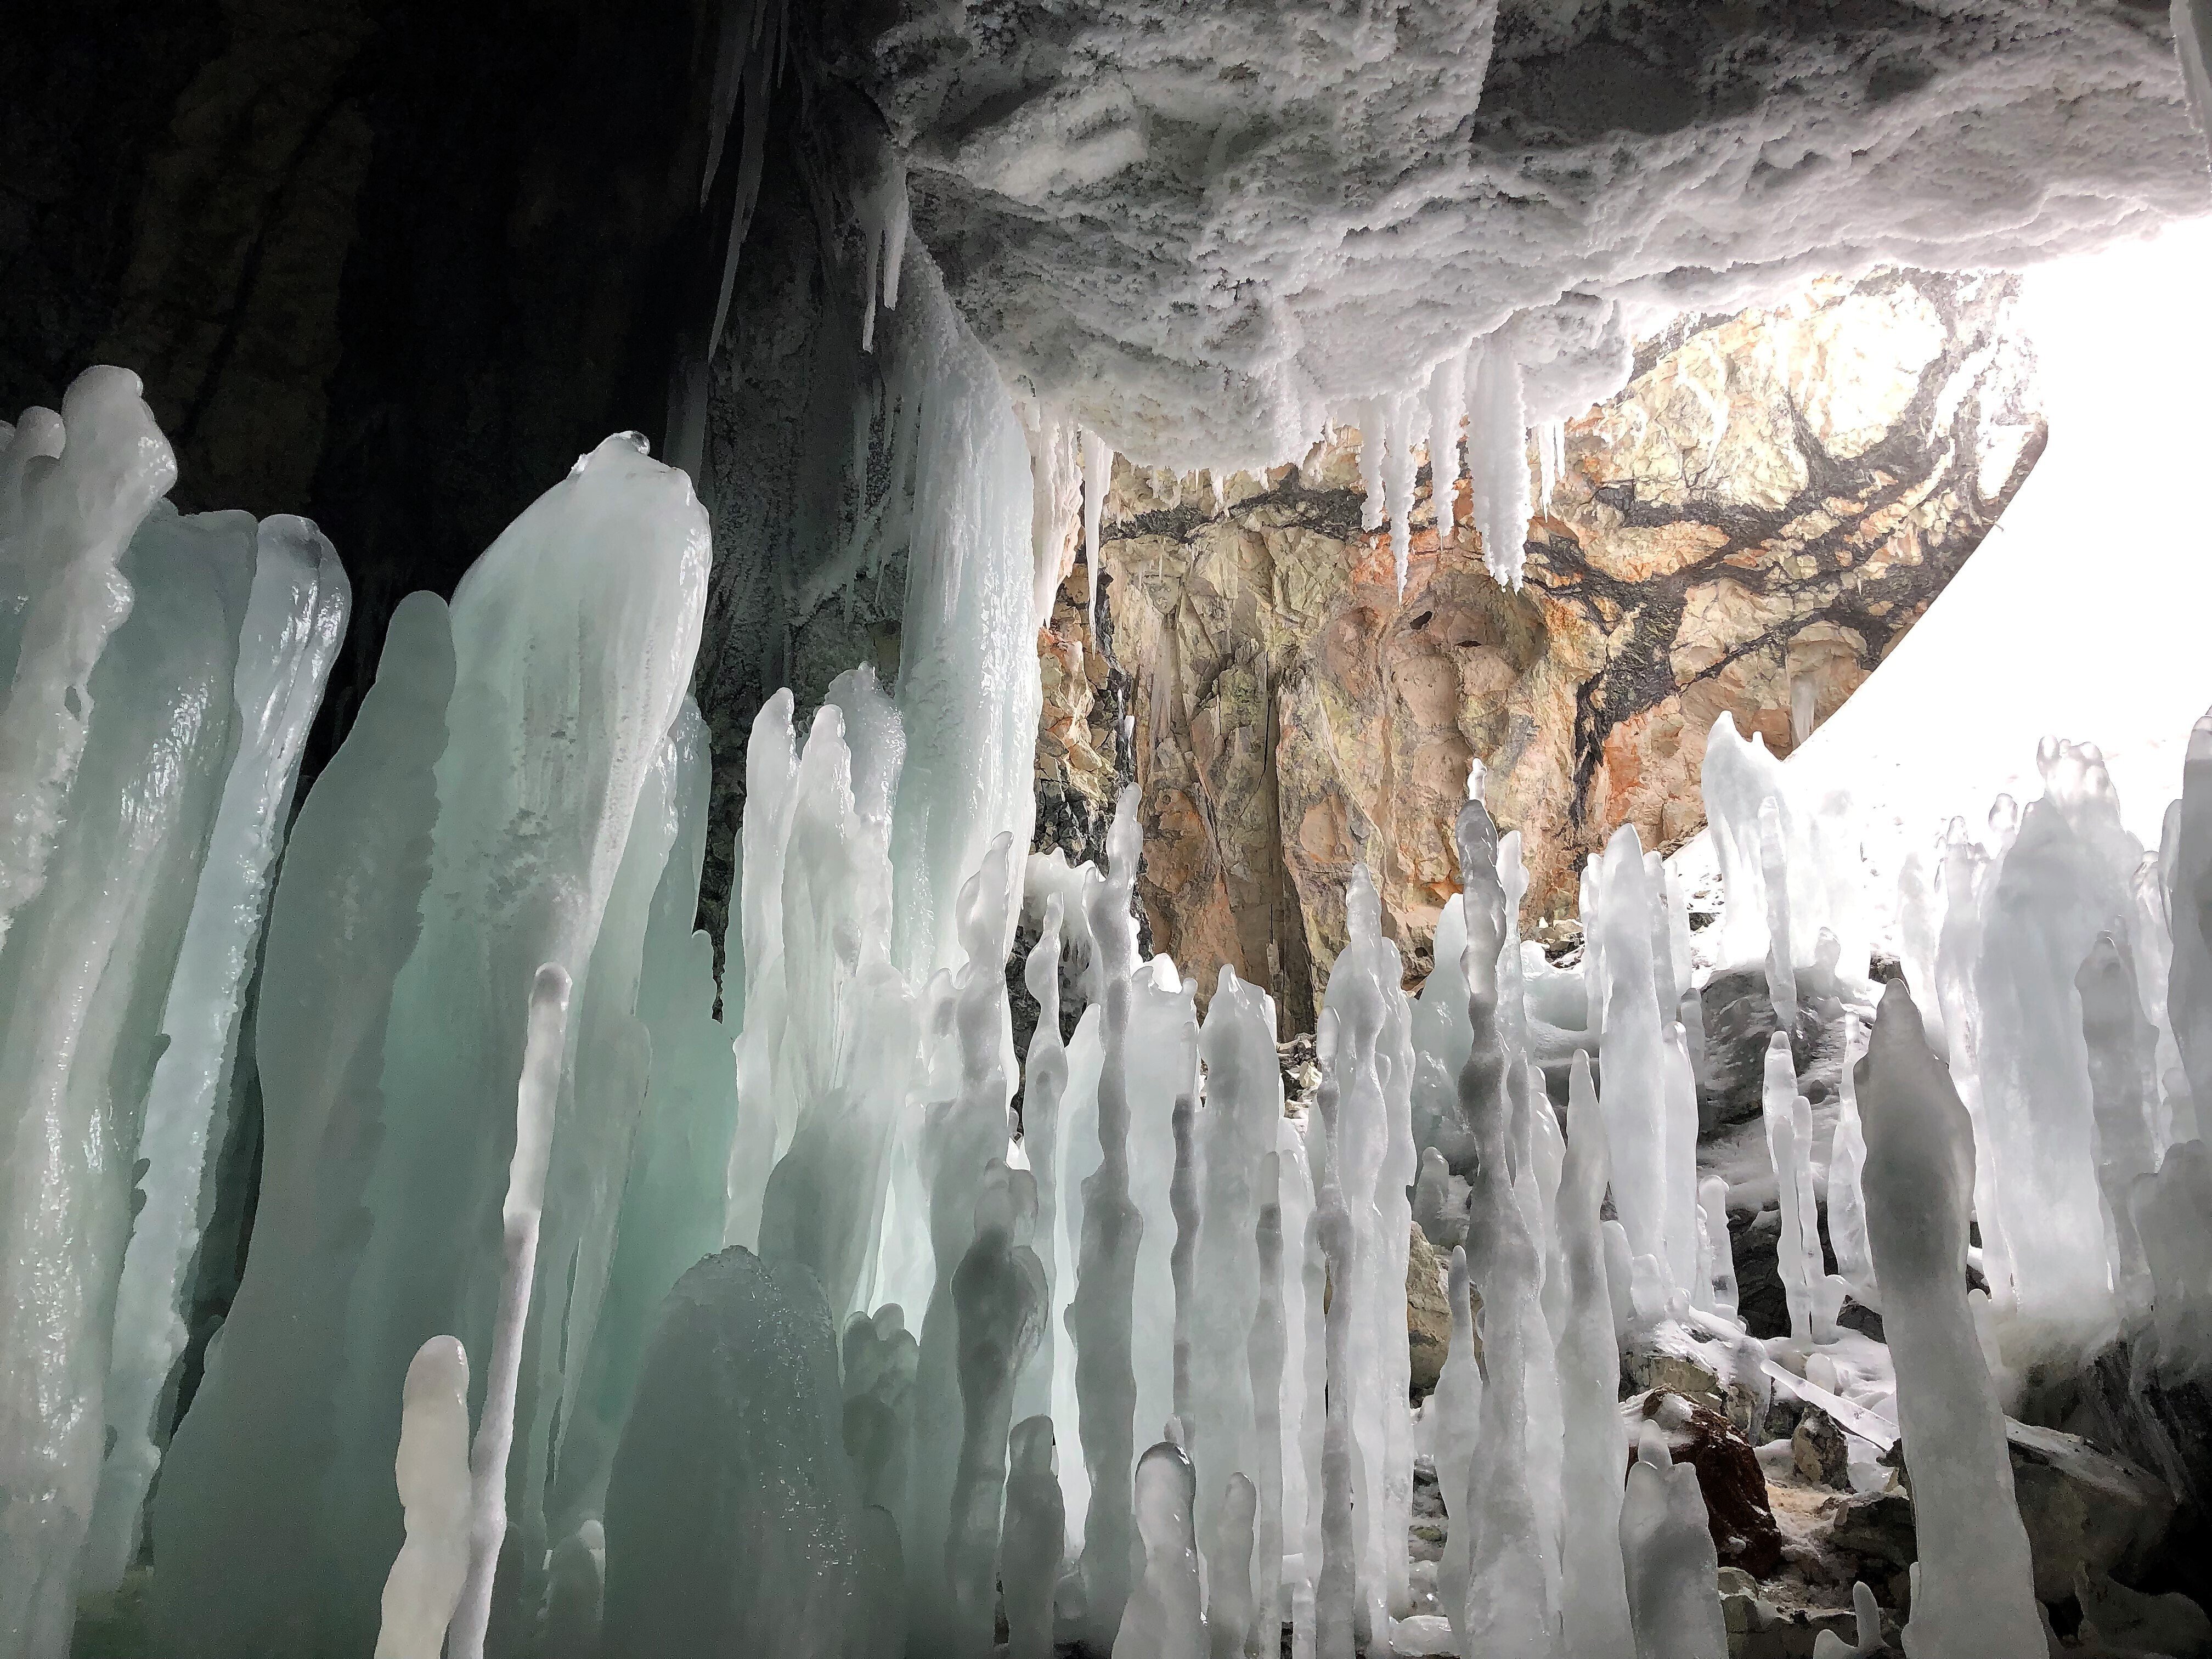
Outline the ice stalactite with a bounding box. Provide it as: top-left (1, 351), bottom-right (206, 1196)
top-left (1081, 428), bottom-right (1114, 630)
top-left (2177, 0), bottom-right (2212, 163)
top-left (1465, 337), bottom-right (1530, 590)
top-left (1426, 356), bottom-right (1467, 541)
top-left (84, 515), bottom-right (348, 1593)
top-left (1556, 1053), bottom-right (1636, 1659)
top-left (374, 1338), bottom-right (474, 1659)
top-left (599, 1250), bottom-right (868, 1658)
top-left (1023, 409), bottom-right (1082, 645)
top-left (1857, 981), bottom-right (2045, 1659)
top-left (1383, 393), bottom-right (1420, 596)
top-left (451, 963), bottom-right (573, 1659)
top-left (1618, 1423), bottom-right (1728, 1659)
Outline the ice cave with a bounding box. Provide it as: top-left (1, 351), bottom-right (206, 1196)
top-left (7, 3), bottom-right (2212, 1656)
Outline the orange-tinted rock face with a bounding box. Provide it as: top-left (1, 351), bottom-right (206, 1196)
top-left (1033, 268), bottom-right (2042, 1025)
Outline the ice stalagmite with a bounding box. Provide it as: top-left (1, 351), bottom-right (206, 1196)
top-left (1015, 896), bottom-right (1070, 1421)
top-left (2168, 716), bottom-right (2212, 1136)
top-left (1856, 981), bottom-right (2043, 1659)
top-left (1116, 1442), bottom-right (1207, 1659)
top-left (2077, 933), bottom-right (2159, 1317)
top-left (1312, 1058), bottom-right (1361, 1659)
top-left (909, 837), bottom-right (1022, 1645)
top-left (152, 594), bottom-right (456, 1659)
top-left (2131, 1140), bottom-right (2212, 1375)
top-left (1209, 1473), bottom-right (1260, 1659)
top-left (0, 369), bottom-right (176, 952)
top-left (375, 1338), bottom-right (474, 1659)
top-left (1595, 827), bottom-right (1671, 1283)
top-left (1191, 967), bottom-right (1277, 1624)
top-left (1762, 1033), bottom-right (1826, 1344)
top-left (1074, 788), bottom-right (1145, 1646)
top-left (1618, 1423), bottom-right (1727, 1659)
top-left (552, 703), bottom-right (740, 1527)
top-left (599, 1249), bottom-right (866, 1657)
top-left (947, 1163), bottom-right (1046, 1655)
top-left (85, 514), bottom-right (348, 1592)
top-left (1827, 1014), bottom-right (1876, 1301)
top-left (843, 1304), bottom-right (921, 1514)
top-left (1002, 1415), bottom-right (1065, 1659)
top-left (450, 963), bottom-right (572, 1659)
top-left (1322, 869), bottom-right (1417, 1630)
top-left (1430, 1245), bottom-right (1482, 1642)
top-left (2, 502), bottom-right (257, 1658)
top-left (1249, 1152), bottom-right (1288, 1659)
top-left (1556, 1052), bottom-right (1637, 1659)
top-left (1976, 741), bottom-right (2143, 1330)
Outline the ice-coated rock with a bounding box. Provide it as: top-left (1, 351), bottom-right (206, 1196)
top-left (600, 1248), bottom-right (867, 1658)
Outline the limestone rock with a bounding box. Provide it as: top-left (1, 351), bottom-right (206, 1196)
top-left (1405, 1226), bottom-right (1452, 1402)
top-left (1791, 1408), bottom-right (1853, 1492)
top-left (1040, 269), bottom-right (2040, 1019)
top-left (2006, 1421), bottom-right (2175, 1605)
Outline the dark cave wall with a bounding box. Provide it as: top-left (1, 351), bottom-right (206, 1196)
top-left (1, 0), bottom-right (737, 769)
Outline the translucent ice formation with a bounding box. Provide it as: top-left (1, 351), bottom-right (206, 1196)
top-left (1857, 982), bottom-right (2044, 1659)
top-left (1618, 1423), bottom-right (1727, 1659)
top-left (375, 1338), bottom-right (474, 1659)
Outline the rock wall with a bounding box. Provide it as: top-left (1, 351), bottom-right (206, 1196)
top-left (1035, 268), bottom-right (2043, 1026)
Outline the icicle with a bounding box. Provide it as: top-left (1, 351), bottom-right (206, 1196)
top-left (374, 1338), bottom-right (474, 1659)
top-left (1857, 982), bottom-right (2044, 1659)
top-left (1464, 339), bottom-right (1531, 589)
top-left (1383, 392), bottom-right (1419, 596)
top-left (1355, 400), bottom-right (1387, 535)
top-left (450, 962), bottom-right (572, 1659)
top-left (1082, 428), bottom-right (1114, 630)
top-left (1427, 356), bottom-right (1468, 543)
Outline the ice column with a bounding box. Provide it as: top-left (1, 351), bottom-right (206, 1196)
top-left (374, 1338), bottom-right (474, 1659)
top-left (1856, 982), bottom-right (2043, 1659)
top-left (87, 516), bottom-right (348, 1592)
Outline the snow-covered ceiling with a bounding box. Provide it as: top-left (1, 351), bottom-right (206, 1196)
top-left (848, 0), bottom-right (2212, 469)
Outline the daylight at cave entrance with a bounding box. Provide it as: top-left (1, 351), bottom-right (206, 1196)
top-left (4, 4), bottom-right (2212, 1658)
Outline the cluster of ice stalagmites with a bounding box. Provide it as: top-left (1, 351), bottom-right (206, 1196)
top-left (13, 349), bottom-right (2212, 1659)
